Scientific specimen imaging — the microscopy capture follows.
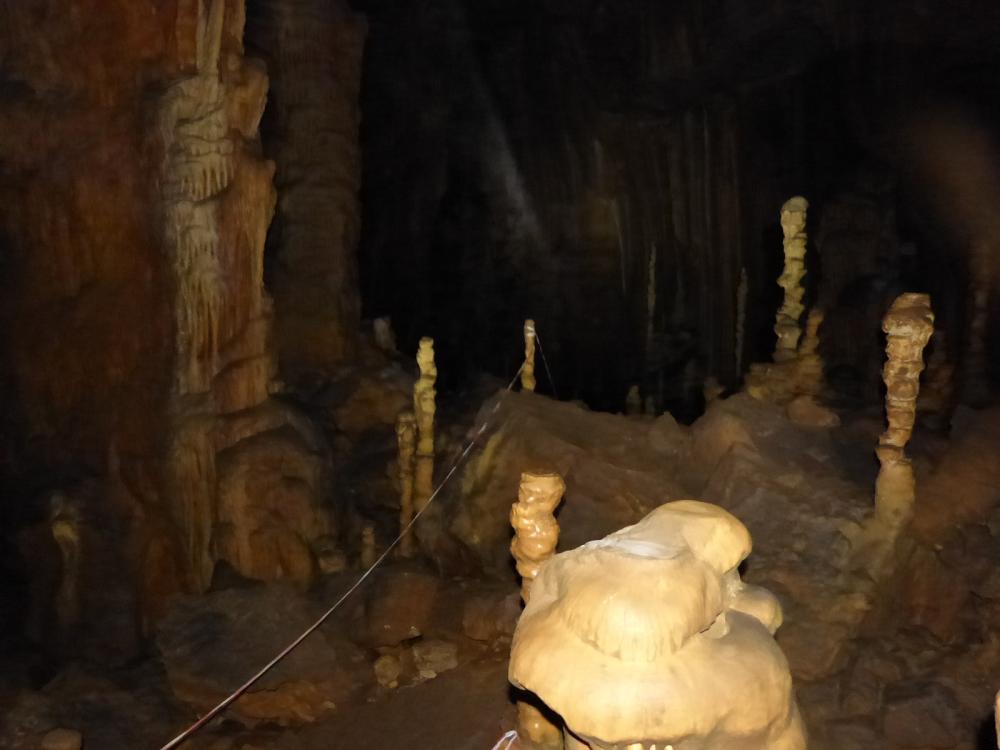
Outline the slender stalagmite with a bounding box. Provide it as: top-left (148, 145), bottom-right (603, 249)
top-left (511, 472), bottom-right (566, 749)
top-left (522, 319), bottom-right (537, 392)
top-left (360, 523), bottom-right (376, 569)
top-left (875, 293), bottom-right (934, 528)
top-left (796, 308), bottom-right (825, 397)
top-left (413, 338), bottom-right (437, 514)
top-left (774, 197), bottom-right (809, 362)
top-left (395, 411), bottom-right (417, 558)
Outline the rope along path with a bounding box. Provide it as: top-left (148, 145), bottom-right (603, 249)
top-left (159, 364), bottom-right (526, 750)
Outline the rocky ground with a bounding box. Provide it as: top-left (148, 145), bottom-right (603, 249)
top-left (2, 389), bottom-right (1000, 749)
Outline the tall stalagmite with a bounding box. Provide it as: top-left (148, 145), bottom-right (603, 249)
top-left (875, 293), bottom-right (934, 529)
top-left (413, 338), bottom-right (437, 515)
top-left (774, 197), bottom-right (809, 362)
top-left (247, 0), bottom-right (367, 385)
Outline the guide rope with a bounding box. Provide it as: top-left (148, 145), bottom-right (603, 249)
top-left (490, 729), bottom-right (518, 750)
top-left (158, 364), bottom-right (526, 750)
top-left (534, 330), bottom-right (559, 400)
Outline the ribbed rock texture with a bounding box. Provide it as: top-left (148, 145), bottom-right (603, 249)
top-left (247, 0), bottom-right (367, 386)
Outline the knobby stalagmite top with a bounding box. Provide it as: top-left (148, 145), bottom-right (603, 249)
top-left (509, 500), bottom-right (805, 749)
top-left (775, 196), bottom-right (809, 363)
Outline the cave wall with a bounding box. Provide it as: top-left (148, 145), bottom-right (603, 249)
top-left (0, 0), bottom-right (349, 652)
top-left (357, 0), bottom-right (1000, 410)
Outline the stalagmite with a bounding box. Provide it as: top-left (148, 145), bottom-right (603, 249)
top-left (625, 385), bottom-right (641, 415)
top-left (774, 197), bottom-right (809, 362)
top-left (509, 501), bottom-right (805, 750)
top-left (522, 319), bottom-right (537, 392)
top-left (796, 308), bottom-right (825, 397)
top-left (511, 472), bottom-right (566, 750)
top-left (50, 493), bottom-right (81, 637)
top-left (875, 293), bottom-right (934, 528)
top-left (413, 338), bottom-right (437, 514)
top-left (361, 523), bottom-right (377, 569)
top-left (395, 411), bottom-right (417, 558)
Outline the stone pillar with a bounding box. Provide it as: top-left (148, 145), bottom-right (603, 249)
top-left (774, 197), bottom-right (809, 362)
top-left (413, 338), bottom-right (437, 514)
top-left (522, 319), bottom-right (537, 392)
top-left (796, 308), bottom-right (825, 397)
top-left (511, 472), bottom-right (565, 749)
top-left (395, 411), bottom-right (417, 558)
top-left (875, 293), bottom-right (934, 528)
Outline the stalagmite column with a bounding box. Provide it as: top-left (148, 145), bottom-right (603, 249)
top-left (395, 411), bottom-right (417, 558)
top-left (962, 243), bottom-right (991, 405)
top-left (360, 523), bottom-right (376, 569)
top-left (511, 472), bottom-right (566, 749)
top-left (522, 319), bottom-right (537, 392)
top-left (774, 197), bottom-right (809, 362)
top-left (413, 338), bottom-right (437, 514)
top-left (50, 493), bottom-right (81, 637)
top-left (796, 308), bottom-right (825, 397)
top-left (875, 293), bottom-right (934, 528)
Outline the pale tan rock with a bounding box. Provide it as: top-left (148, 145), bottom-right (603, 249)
top-left (796, 308), bottom-right (825, 396)
top-left (875, 293), bottom-right (934, 528)
top-left (374, 654), bottom-right (401, 688)
top-left (786, 394), bottom-right (840, 428)
top-left (510, 472), bottom-right (565, 603)
top-left (509, 500), bottom-right (806, 750)
top-left (413, 338), bottom-right (437, 515)
top-left (522, 319), bottom-right (537, 392)
top-left (395, 412), bottom-right (417, 558)
top-left (40, 728), bottom-right (82, 750)
top-left (774, 197), bottom-right (809, 362)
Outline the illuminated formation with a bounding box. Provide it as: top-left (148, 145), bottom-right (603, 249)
top-left (413, 338), bottom-right (438, 514)
top-left (395, 411), bottom-right (417, 558)
top-left (511, 471), bottom-right (566, 749)
top-left (774, 197), bottom-right (810, 362)
top-left (875, 293), bottom-right (934, 528)
top-left (509, 501), bottom-right (805, 750)
top-left (523, 319), bottom-right (537, 392)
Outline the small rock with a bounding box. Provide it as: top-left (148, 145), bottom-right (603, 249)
top-left (373, 654), bottom-right (401, 688)
top-left (411, 640), bottom-right (458, 678)
top-left (41, 729), bottom-right (82, 750)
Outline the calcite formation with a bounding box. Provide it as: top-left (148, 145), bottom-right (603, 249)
top-left (509, 500), bottom-right (805, 750)
top-left (413, 338), bottom-right (438, 514)
top-left (395, 411), bottom-right (418, 558)
top-left (796, 308), bottom-right (825, 397)
top-left (157, 0), bottom-right (333, 596)
top-left (246, 0), bottom-right (367, 383)
top-left (522, 319), bottom-right (537, 392)
top-left (774, 197), bottom-right (810, 362)
top-left (875, 293), bottom-right (935, 528)
top-left (49, 493), bottom-right (82, 637)
top-left (511, 472), bottom-right (565, 749)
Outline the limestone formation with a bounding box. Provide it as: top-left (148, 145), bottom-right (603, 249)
top-left (875, 293), bottom-right (935, 528)
top-left (510, 472), bottom-right (565, 603)
top-left (511, 471), bottom-right (566, 749)
top-left (509, 501), bottom-right (805, 750)
top-left (395, 411), bottom-right (418, 558)
top-left (774, 197), bottom-right (810, 362)
top-left (49, 493), bottom-right (81, 636)
top-left (796, 308), bottom-right (825, 397)
top-left (361, 523), bottom-right (377, 569)
top-left (522, 319), bottom-right (537, 392)
top-left (247, 0), bottom-right (367, 381)
top-left (413, 338), bottom-right (437, 514)
top-left (157, 2), bottom-right (333, 594)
